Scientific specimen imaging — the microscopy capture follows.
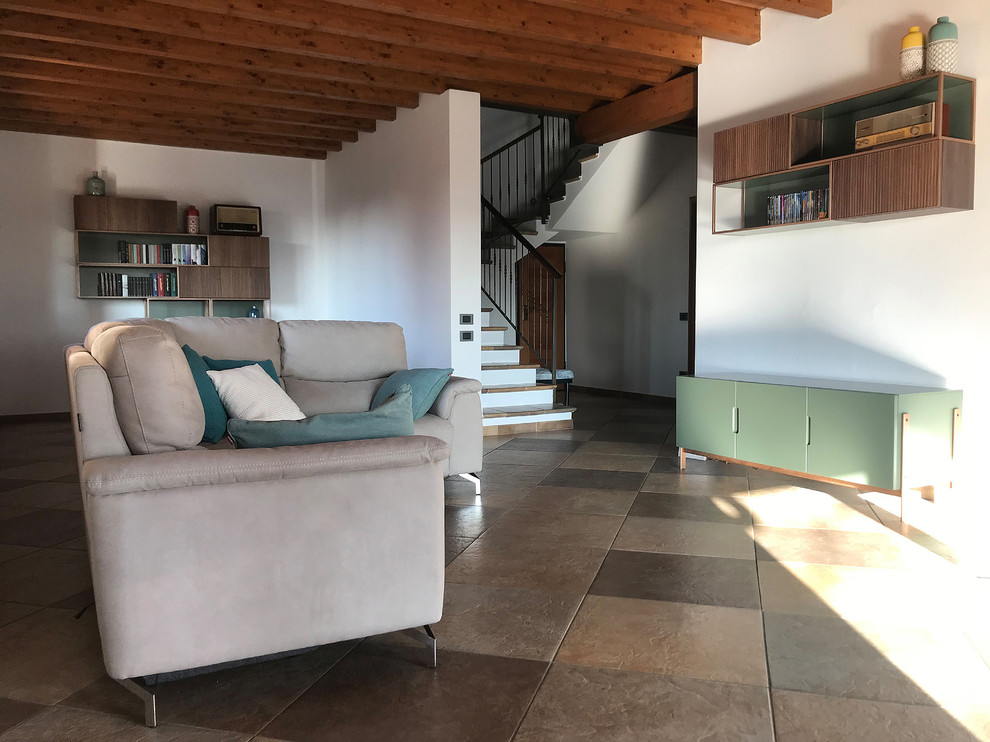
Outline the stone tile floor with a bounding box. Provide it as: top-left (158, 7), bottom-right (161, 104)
top-left (1, 392), bottom-right (989, 740)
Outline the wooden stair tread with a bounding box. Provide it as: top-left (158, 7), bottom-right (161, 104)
top-left (481, 307), bottom-right (493, 312)
top-left (481, 345), bottom-right (521, 351)
top-left (482, 325), bottom-right (508, 332)
top-left (481, 362), bottom-right (540, 370)
top-left (579, 153), bottom-right (599, 163)
top-left (483, 383), bottom-right (554, 393)
top-left (483, 403), bottom-right (576, 419)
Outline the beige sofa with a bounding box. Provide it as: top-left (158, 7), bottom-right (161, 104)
top-left (64, 316), bottom-right (483, 726)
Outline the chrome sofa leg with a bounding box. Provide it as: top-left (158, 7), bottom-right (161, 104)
top-left (459, 472), bottom-right (481, 495)
top-left (402, 624), bottom-right (438, 668)
top-left (116, 677), bottom-right (157, 727)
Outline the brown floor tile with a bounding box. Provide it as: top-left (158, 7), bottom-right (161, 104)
top-left (445, 537), bottom-right (607, 594)
top-left (628, 491), bottom-right (752, 525)
top-left (54, 536), bottom-right (88, 550)
top-left (576, 440), bottom-right (663, 457)
top-left (0, 461), bottom-right (77, 482)
top-left (771, 689), bottom-right (982, 742)
top-left (758, 561), bottom-right (971, 626)
top-left (0, 480), bottom-right (34, 493)
top-left (589, 428), bottom-right (668, 445)
top-left (260, 643), bottom-right (547, 742)
top-left (0, 608), bottom-right (105, 704)
top-left (52, 587), bottom-right (95, 612)
top-left (0, 544), bottom-right (37, 565)
top-left (0, 508), bottom-right (85, 547)
top-left (539, 467), bottom-right (647, 492)
top-left (482, 448), bottom-right (571, 468)
top-left (480, 509), bottom-right (623, 549)
top-left (0, 697), bottom-right (45, 735)
top-left (497, 438), bottom-right (585, 453)
top-left (0, 600), bottom-right (41, 627)
top-left (745, 485), bottom-right (882, 532)
top-left (613, 517), bottom-right (756, 560)
top-left (0, 482), bottom-right (79, 509)
top-left (558, 452), bottom-right (656, 473)
top-left (651, 457), bottom-right (752, 477)
top-left (590, 550), bottom-right (760, 609)
top-left (515, 663), bottom-right (773, 742)
top-left (516, 429), bottom-right (595, 441)
top-left (764, 612), bottom-right (990, 709)
top-left (642, 472), bottom-right (749, 497)
top-left (64, 642), bottom-right (356, 734)
top-left (754, 525), bottom-right (950, 570)
top-left (515, 485), bottom-right (638, 516)
top-left (0, 506), bottom-right (34, 524)
top-left (445, 536), bottom-right (475, 565)
top-left (435, 583), bottom-right (583, 661)
top-left (445, 505), bottom-right (505, 539)
top-left (0, 705), bottom-right (251, 741)
top-left (557, 595), bottom-right (767, 686)
top-left (0, 548), bottom-right (91, 606)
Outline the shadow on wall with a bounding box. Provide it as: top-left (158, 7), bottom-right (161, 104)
top-left (696, 325), bottom-right (947, 389)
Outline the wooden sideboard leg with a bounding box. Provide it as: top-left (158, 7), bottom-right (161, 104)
top-left (679, 447), bottom-right (686, 471)
top-left (951, 408), bottom-right (961, 488)
top-left (899, 412), bottom-right (910, 522)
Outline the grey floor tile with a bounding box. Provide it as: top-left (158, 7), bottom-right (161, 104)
top-left (613, 516), bottom-right (756, 560)
top-left (479, 508), bottom-right (623, 549)
top-left (0, 508), bottom-right (85, 548)
top-left (0, 547), bottom-right (91, 606)
top-left (558, 452), bottom-right (656, 473)
top-left (0, 482), bottom-right (79, 509)
top-left (515, 485), bottom-right (638, 516)
top-left (628, 491), bottom-right (752, 525)
top-left (642, 472), bottom-right (749, 497)
top-left (497, 438), bottom-right (586, 453)
top-left (445, 505), bottom-right (505, 539)
top-left (540, 467), bottom-right (647, 492)
top-left (0, 697), bottom-right (45, 736)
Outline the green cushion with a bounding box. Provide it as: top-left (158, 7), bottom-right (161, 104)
top-left (227, 385), bottom-right (415, 449)
top-left (203, 355), bottom-right (280, 385)
top-left (181, 345), bottom-right (229, 443)
top-left (371, 368), bottom-right (452, 419)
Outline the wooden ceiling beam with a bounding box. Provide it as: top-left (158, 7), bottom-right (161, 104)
top-left (0, 10), bottom-right (640, 102)
top-left (718, 0), bottom-right (831, 18)
top-left (527, 0), bottom-right (762, 45)
top-left (0, 35), bottom-right (422, 108)
top-left (0, 58), bottom-right (397, 119)
top-left (0, 0), bottom-right (677, 90)
top-left (0, 93), bottom-right (360, 143)
top-left (304, 0), bottom-right (703, 63)
top-left (0, 118), bottom-right (333, 158)
top-left (576, 71), bottom-right (697, 144)
top-left (0, 77), bottom-right (379, 131)
top-left (0, 106), bottom-right (343, 152)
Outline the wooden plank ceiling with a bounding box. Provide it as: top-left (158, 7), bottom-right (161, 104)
top-left (0, 0), bottom-right (831, 159)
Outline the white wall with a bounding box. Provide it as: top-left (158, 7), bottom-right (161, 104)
top-left (564, 131), bottom-right (697, 396)
top-left (481, 107), bottom-right (539, 157)
top-left (0, 131), bottom-right (324, 415)
top-left (697, 0), bottom-right (989, 565)
top-left (324, 90), bottom-right (481, 378)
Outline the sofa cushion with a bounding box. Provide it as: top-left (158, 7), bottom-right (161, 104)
top-left (372, 368), bottom-right (452, 420)
top-left (89, 325), bottom-right (205, 455)
top-left (166, 317), bottom-right (283, 376)
top-left (226, 385), bottom-right (415, 449)
top-left (206, 364), bottom-right (306, 422)
top-left (181, 345), bottom-right (229, 444)
top-left (283, 378), bottom-right (384, 416)
top-left (203, 356), bottom-right (280, 384)
top-left (278, 320), bottom-right (406, 382)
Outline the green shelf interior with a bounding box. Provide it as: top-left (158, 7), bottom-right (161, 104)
top-left (148, 300), bottom-right (208, 319)
top-left (213, 300), bottom-right (264, 318)
top-left (741, 165), bottom-right (830, 228)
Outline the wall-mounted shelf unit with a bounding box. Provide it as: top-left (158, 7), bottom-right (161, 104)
top-left (74, 195), bottom-right (270, 318)
top-left (712, 73), bottom-right (975, 234)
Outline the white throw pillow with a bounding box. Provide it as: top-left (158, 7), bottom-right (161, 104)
top-left (206, 364), bottom-right (306, 422)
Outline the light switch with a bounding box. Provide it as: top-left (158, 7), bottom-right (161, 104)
top-left (459, 313), bottom-right (474, 325)
top-left (460, 330), bottom-right (474, 342)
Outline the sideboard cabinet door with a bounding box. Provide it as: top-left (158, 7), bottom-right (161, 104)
top-left (676, 377), bottom-right (736, 459)
top-left (735, 382), bottom-right (807, 474)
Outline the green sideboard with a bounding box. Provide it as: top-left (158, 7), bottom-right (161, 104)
top-left (676, 374), bottom-right (962, 494)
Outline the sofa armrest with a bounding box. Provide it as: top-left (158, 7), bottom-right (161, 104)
top-left (82, 434), bottom-right (449, 497)
top-left (429, 376), bottom-right (482, 420)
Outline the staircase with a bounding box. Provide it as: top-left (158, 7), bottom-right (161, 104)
top-left (479, 114), bottom-right (598, 435)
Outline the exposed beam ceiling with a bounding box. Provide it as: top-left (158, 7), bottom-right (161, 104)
top-left (0, 0), bottom-right (831, 159)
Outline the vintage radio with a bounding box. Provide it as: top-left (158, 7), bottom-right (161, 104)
top-left (855, 102), bottom-right (935, 138)
top-left (211, 204), bottom-right (262, 236)
top-left (854, 122), bottom-right (934, 151)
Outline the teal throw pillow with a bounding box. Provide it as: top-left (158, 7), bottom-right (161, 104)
top-left (371, 368), bottom-right (452, 420)
top-left (203, 355), bottom-right (280, 385)
top-left (227, 385), bottom-right (415, 449)
top-left (181, 345), bottom-right (229, 443)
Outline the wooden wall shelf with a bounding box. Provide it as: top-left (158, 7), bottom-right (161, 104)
top-left (712, 73), bottom-right (975, 234)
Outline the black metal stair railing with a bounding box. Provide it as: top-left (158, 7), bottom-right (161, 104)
top-left (481, 197), bottom-right (561, 385)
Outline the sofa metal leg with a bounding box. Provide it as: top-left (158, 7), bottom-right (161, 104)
top-left (116, 677), bottom-right (157, 727)
top-left (459, 472), bottom-right (481, 495)
top-left (402, 624), bottom-right (438, 668)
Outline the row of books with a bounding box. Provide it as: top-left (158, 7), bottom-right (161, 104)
top-left (96, 272), bottom-right (178, 297)
top-left (117, 241), bottom-right (207, 266)
top-left (766, 188), bottom-right (829, 225)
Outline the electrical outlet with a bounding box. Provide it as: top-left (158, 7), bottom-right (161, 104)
top-left (459, 313), bottom-right (474, 325)
top-left (460, 330), bottom-right (474, 342)
top-left (679, 312), bottom-right (689, 321)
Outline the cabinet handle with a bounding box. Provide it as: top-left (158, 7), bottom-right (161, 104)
top-left (731, 406), bottom-right (739, 434)
top-left (806, 416), bottom-right (812, 446)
